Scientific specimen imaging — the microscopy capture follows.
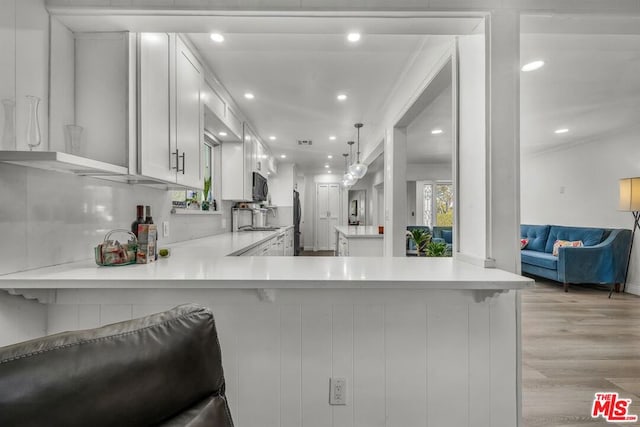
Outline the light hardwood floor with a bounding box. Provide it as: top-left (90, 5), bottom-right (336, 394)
top-left (522, 279), bottom-right (640, 426)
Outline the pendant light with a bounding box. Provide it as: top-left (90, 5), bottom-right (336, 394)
top-left (343, 145), bottom-right (356, 187)
top-left (348, 123), bottom-right (368, 179)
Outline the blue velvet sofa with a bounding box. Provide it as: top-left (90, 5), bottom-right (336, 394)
top-left (520, 224), bottom-right (631, 292)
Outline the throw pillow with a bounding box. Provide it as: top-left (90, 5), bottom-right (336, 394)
top-left (520, 238), bottom-right (529, 250)
top-left (552, 239), bottom-right (584, 256)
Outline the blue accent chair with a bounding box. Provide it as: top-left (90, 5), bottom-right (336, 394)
top-left (520, 224), bottom-right (631, 292)
top-left (432, 226), bottom-right (453, 256)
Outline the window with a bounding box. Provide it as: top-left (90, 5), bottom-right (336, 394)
top-left (421, 181), bottom-right (453, 227)
top-left (171, 139), bottom-right (221, 213)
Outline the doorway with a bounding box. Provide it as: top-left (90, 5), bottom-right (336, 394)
top-left (316, 183), bottom-right (341, 251)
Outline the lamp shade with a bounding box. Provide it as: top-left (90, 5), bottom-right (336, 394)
top-left (348, 162), bottom-right (368, 179)
top-left (619, 177), bottom-right (640, 211)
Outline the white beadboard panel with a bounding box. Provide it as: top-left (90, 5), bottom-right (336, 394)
top-left (490, 290), bottom-right (518, 427)
top-left (301, 305), bottom-right (332, 427)
top-left (236, 304), bottom-right (281, 427)
top-left (468, 302), bottom-right (492, 426)
top-left (385, 304), bottom-right (427, 427)
top-left (77, 304), bottom-right (100, 329)
top-left (427, 301), bottom-right (469, 427)
top-left (0, 290), bottom-right (47, 347)
top-left (38, 289), bottom-right (521, 427)
top-left (210, 304), bottom-right (240, 424)
top-left (99, 304), bottom-right (132, 326)
top-left (331, 304), bottom-right (354, 427)
top-left (47, 303), bottom-right (79, 334)
top-left (0, 165), bottom-right (28, 275)
top-left (353, 304), bottom-right (385, 427)
top-left (280, 305), bottom-right (302, 427)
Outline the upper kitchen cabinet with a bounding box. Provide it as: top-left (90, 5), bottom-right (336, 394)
top-left (174, 36), bottom-right (203, 189)
top-left (138, 33), bottom-right (202, 190)
top-left (221, 122), bottom-right (256, 201)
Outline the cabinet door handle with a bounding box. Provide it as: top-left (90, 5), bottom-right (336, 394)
top-left (172, 149), bottom-right (180, 171)
top-left (181, 152), bottom-right (186, 174)
top-left (177, 151), bottom-right (185, 174)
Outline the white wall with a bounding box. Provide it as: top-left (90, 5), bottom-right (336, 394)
top-left (521, 127), bottom-right (640, 294)
top-left (457, 34), bottom-right (487, 263)
top-left (0, 163), bottom-right (232, 275)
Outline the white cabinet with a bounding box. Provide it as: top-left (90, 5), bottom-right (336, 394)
top-left (284, 228), bottom-right (294, 256)
top-left (138, 32), bottom-right (173, 183)
top-left (138, 34), bottom-right (202, 189)
top-left (175, 37), bottom-right (202, 189)
top-left (221, 122), bottom-right (256, 201)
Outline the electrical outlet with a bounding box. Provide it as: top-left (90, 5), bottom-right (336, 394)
top-left (162, 221), bottom-right (170, 237)
top-left (329, 377), bottom-right (347, 405)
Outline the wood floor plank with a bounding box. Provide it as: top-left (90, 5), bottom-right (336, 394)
top-left (522, 280), bottom-right (640, 427)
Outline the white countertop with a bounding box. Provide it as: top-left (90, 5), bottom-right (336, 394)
top-left (335, 226), bottom-right (383, 238)
top-left (0, 229), bottom-right (532, 290)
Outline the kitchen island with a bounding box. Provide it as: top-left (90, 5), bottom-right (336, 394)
top-left (0, 232), bottom-right (532, 427)
top-left (335, 225), bottom-right (384, 256)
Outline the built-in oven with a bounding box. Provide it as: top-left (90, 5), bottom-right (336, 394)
top-left (252, 172), bottom-right (268, 202)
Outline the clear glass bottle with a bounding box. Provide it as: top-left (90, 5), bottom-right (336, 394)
top-left (26, 95), bottom-right (41, 151)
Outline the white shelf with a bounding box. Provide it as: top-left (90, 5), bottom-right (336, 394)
top-left (0, 151), bottom-right (129, 176)
top-left (171, 208), bottom-right (222, 215)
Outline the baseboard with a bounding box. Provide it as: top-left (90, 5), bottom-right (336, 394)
top-left (624, 282), bottom-right (640, 296)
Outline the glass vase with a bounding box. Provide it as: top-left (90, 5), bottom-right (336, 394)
top-left (1, 99), bottom-right (16, 150)
top-left (65, 125), bottom-right (84, 156)
top-left (25, 95), bottom-right (41, 151)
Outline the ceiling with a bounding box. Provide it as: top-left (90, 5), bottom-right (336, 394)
top-left (520, 33), bottom-right (640, 154)
top-left (189, 32), bottom-right (428, 174)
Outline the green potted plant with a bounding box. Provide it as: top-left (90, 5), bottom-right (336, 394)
top-left (406, 228), bottom-right (431, 256)
top-left (202, 177), bottom-right (212, 211)
top-left (425, 240), bottom-right (448, 257)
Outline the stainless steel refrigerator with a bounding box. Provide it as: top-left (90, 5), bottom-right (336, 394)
top-left (293, 190), bottom-right (301, 256)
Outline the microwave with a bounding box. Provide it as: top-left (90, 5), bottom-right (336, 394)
top-left (252, 172), bottom-right (268, 202)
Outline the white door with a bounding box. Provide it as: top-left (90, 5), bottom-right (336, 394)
top-left (316, 183), bottom-right (340, 251)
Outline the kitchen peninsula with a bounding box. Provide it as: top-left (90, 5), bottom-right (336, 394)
top-left (1, 236), bottom-right (532, 427)
top-left (335, 225), bottom-right (384, 256)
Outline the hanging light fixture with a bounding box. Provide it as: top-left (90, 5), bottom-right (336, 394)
top-left (343, 144), bottom-right (357, 187)
top-left (348, 123), bottom-right (367, 179)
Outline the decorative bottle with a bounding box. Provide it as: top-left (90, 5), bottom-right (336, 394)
top-left (25, 95), bottom-right (41, 151)
top-left (131, 205), bottom-right (144, 237)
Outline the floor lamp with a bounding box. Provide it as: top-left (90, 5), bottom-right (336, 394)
top-left (618, 177), bottom-right (640, 294)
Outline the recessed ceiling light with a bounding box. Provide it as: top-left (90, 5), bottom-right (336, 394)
top-left (210, 33), bottom-right (224, 43)
top-left (325, 164), bottom-right (329, 168)
top-left (431, 129), bottom-right (443, 135)
top-left (329, 136), bottom-right (336, 140)
top-left (269, 136), bottom-right (276, 141)
top-left (521, 60), bottom-right (545, 72)
top-left (328, 171), bottom-right (332, 174)
top-left (218, 131), bottom-right (227, 137)
top-left (244, 92), bottom-right (255, 100)
top-left (347, 33), bottom-right (361, 43)
top-left (280, 154), bottom-right (286, 159)
top-left (554, 128), bottom-right (569, 134)
top-left (337, 94), bottom-right (347, 101)
top-left (328, 155), bottom-right (333, 159)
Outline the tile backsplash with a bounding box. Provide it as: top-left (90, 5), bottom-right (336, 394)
top-left (0, 163), bottom-right (231, 275)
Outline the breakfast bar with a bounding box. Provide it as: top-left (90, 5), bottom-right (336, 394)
top-left (1, 234), bottom-right (532, 427)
